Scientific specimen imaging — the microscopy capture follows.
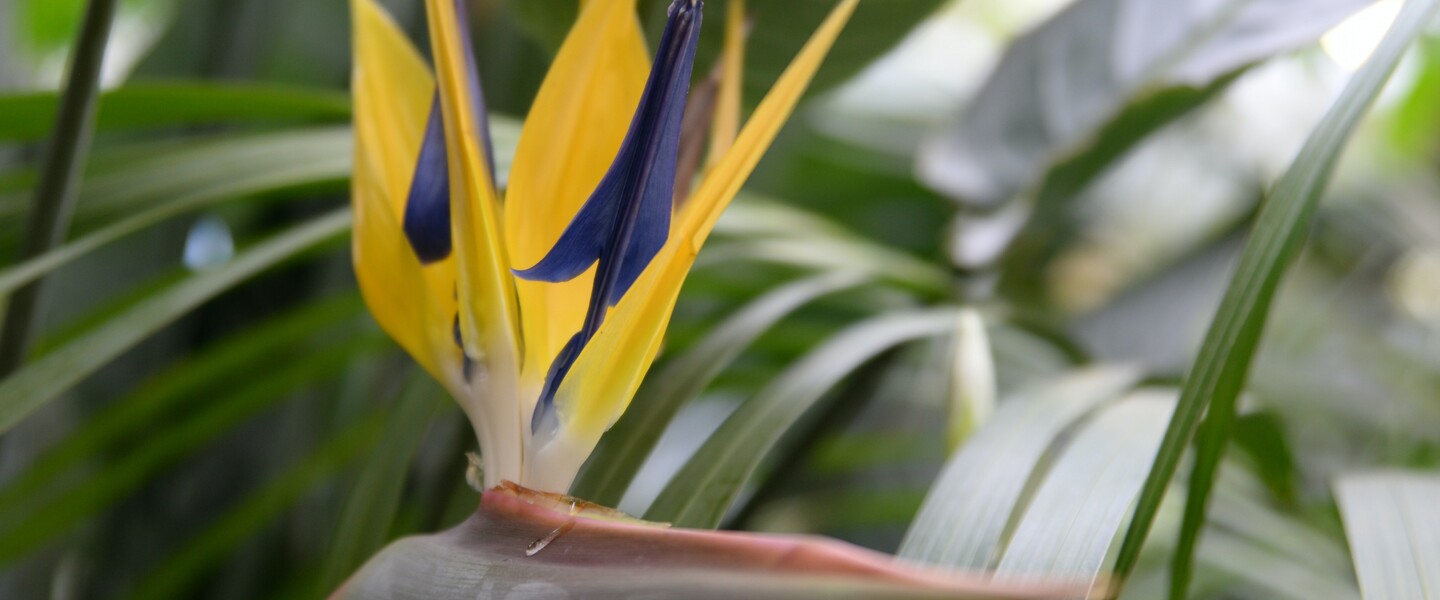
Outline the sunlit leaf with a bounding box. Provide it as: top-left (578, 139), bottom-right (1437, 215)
top-left (917, 0), bottom-right (1371, 209)
top-left (996, 390), bottom-right (1175, 585)
top-left (898, 366), bottom-right (1143, 568)
top-left (1336, 471), bottom-right (1440, 600)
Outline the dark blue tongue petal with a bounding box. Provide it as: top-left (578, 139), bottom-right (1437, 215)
top-left (402, 0), bottom-right (498, 265)
top-left (404, 96), bottom-right (453, 264)
top-left (514, 0), bottom-right (704, 434)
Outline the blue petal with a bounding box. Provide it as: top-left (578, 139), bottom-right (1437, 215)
top-left (403, 97), bottom-right (453, 264)
top-left (516, 0), bottom-right (704, 433)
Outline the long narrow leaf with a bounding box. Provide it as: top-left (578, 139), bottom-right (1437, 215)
top-left (0, 0), bottom-right (118, 375)
top-left (645, 309), bottom-right (958, 528)
top-left (123, 414), bottom-right (389, 600)
top-left (1114, 0), bottom-right (1440, 589)
top-left (898, 366), bottom-right (1144, 568)
top-left (0, 128), bottom-right (352, 222)
top-left (0, 294), bottom-right (365, 518)
top-left (319, 374), bottom-right (446, 591)
top-left (0, 83), bottom-right (352, 141)
top-left (995, 390), bottom-right (1175, 586)
top-left (0, 337), bottom-right (388, 563)
top-left (1335, 471), bottom-right (1440, 600)
top-left (572, 271), bottom-right (869, 505)
top-left (0, 135), bottom-right (351, 296)
top-left (0, 208), bottom-right (353, 435)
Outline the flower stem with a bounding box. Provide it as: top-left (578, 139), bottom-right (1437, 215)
top-left (0, 0), bottom-right (119, 376)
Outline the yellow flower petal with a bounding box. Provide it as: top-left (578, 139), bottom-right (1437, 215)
top-left (709, 0), bottom-right (746, 163)
top-left (531, 0), bottom-right (860, 490)
top-left (505, 0), bottom-right (650, 388)
top-left (349, 0), bottom-right (460, 387)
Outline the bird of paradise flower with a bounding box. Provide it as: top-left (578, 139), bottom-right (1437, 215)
top-left (350, 0), bottom-right (856, 495)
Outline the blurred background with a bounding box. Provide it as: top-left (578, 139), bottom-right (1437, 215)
top-left (1, 0), bottom-right (1438, 598)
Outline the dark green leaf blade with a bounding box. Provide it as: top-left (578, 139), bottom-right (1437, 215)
top-left (645, 308), bottom-right (957, 528)
top-left (319, 374), bottom-right (447, 592)
top-left (0, 208), bottom-right (352, 435)
top-left (0, 83), bottom-right (352, 141)
top-left (123, 414), bottom-right (388, 600)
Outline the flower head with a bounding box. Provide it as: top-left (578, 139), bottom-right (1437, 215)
top-left (350, 0), bottom-right (856, 494)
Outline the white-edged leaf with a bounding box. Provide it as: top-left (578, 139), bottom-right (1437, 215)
top-left (898, 365), bottom-right (1144, 568)
top-left (1335, 471), bottom-right (1440, 600)
top-left (994, 390), bottom-right (1175, 585)
top-left (1195, 530), bottom-right (1359, 600)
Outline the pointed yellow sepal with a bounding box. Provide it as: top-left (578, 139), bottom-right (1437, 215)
top-left (528, 0), bottom-right (860, 491)
top-left (505, 0), bottom-right (651, 393)
top-left (349, 0), bottom-right (460, 388)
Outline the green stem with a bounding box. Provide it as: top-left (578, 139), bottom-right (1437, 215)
top-left (0, 0), bottom-right (119, 376)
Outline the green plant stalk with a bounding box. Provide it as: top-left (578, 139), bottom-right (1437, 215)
top-left (1109, 0), bottom-right (1440, 594)
top-left (1168, 391), bottom-right (1239, 599)
top-left (0, 0), bottom-right (118, 376)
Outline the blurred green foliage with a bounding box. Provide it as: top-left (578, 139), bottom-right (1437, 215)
top-left (2, 0), bottom-right (1440, 598)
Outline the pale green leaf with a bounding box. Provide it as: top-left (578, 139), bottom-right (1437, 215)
top-left (1335, 471), bottom-right (1440, 600)
top-left (898, 365), bottom-right (1144, 568)
top-left (995, 390), bottom-right (1176, 586)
